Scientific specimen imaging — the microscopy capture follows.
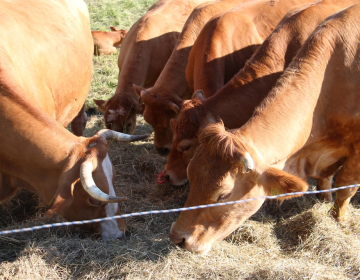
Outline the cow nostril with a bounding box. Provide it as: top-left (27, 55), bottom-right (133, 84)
top-left (177, 238), bottom-right (186, 247)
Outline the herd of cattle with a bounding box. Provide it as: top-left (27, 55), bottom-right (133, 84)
top-left (1, 0), bottom-right (360, 254)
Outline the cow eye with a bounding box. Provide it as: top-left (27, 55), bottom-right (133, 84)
top-left (178, 144), bottom-right (190, 153)
top-left (217, 193), bottom-right (231, 202)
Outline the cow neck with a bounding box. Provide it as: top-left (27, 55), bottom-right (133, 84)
top-left (151, 46), bottom-right (193, 100)
top-left (0, 98), bottom-right (84, 203)
top-left (202, 58), bottom-right (285, 130)
top-left (115, 38), bottom-right (153, 103)
top-left (239, 32), bottom-right (335, 165)
top-left (200, 12), bottom-right (310, 130)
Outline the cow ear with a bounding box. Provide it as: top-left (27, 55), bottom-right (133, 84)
top-left (133, 84), bottom-right (146, 97)
top-left (46, 173), bottom-right (78, 217)
top-left (94, 99), bottom-right (106, 113)
top-left (110, 26), bottom-right (118, 31)
top-left (192, 90), bottom-right (205, 101)
top-left (259, 167), bottom-right (308, 199)
top-left (137, 104), bottom-right (145, 115)
top-left (169, 102), bottom-right (180, 114)
top-left (121, 30), bottom-right (127, 37)
top-left (170, 118), bottom-right (177, 131)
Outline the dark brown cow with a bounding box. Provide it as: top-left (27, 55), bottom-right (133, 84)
top-left (164, 0), bottom-right (360, 193)
top-left (92, 27), bottom-right (127, 56)
top-left (94, 0), bottom-right (208, 134)
top-left (169, 4), bottom-right (360, 253)
top-left (0, 0), bottom-right (147, 239)
top-left (132, 0), bottom-right (246, 154)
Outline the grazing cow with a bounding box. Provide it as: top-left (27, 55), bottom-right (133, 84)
top-left (169, 4), bottom-right (360, 253)
top-left (93, 0), bottom-right (208, 134)
top-left (133, 0), bottom-right (246, 154)
top-left (0, 0), bottom-right (147, 239)
top-left (164, 0), bottom-right (360, 192)
top-left (185, 0), bottom-right (316, 96)
top-left (92, 27), bottom-right (127, 56)
top-left (137, 0), bottom-right (315, 155)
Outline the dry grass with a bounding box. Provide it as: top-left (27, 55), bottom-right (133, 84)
top-left (1, 115), bottom-right (360, 279)
top-left (1, 0), bottom-right (360, 279)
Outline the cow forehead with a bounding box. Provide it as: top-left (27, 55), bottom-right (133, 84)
top-left (189, 152), bottom-right (233, 190)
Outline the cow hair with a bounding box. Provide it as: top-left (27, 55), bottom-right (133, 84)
top-left (142, 92), bottom-right (182, 111)
top-left (198, 122), bottom-right (247, 165)
top-left (172, 98), bottom-right (205, 137)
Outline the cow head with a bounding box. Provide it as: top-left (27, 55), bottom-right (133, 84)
top-left (109, 26), bottom-right (127, 47)
top-left (47, 129), bottom-right (148, 239)
top-left (164, 91), bottom-right (215, 185)
top-left (169, 122), bottom-right (308, 253)
top-left (94, 94), bottom-right (143, 134)
top-left (134, 85), bottom-right (182, 155)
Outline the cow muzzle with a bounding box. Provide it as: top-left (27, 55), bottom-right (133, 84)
top-left (169, 222), bottom-right (211, 254)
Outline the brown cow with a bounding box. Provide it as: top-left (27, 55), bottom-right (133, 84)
top-left (94, 0), bottom-right (208, 134)
top-left (169, 4), bottom-right (360, 253)
top-left (132, 0), bottom-right (246, 154)
top-left (92, 27), bottom-right (127, 56)
top-left (0, 0), bottom-right (147, 239)
top-left (136, 0), bottom-right (316, 155)
top-left (164, 0), bottom-right (360, 193)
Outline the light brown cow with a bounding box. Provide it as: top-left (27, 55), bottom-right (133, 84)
top-left (169, 4), bottom-right (360, 253)
top-left (137, 0), bottom-right (316, 155)
top-left (0, 0), bottom-right (147, 239)
top-left (164, 0), bottom-right (360, 192)
top-left (92, 27), bottom-right (127, 56)
top-left (132, 0), bottom-right (245, 154)
top-left (94, 0), bottom-right (208, 134)
top-left (185, 0), bottom-right (316, 96)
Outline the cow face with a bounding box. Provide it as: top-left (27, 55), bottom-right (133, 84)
top-left (109, 27), bottom-right (127, 48)
top-left (169, 123), bottom-right (308, 253)
top-left (164, 96), bottom-right (214, 185)
top-left (135, 87), bottom-right (181, 155)
top-left (48, 131), bottom-right (147, 239)
top-left (60, 154), bottom-right (126, 239)
top-left (94, 94), bottom-right (142, 134)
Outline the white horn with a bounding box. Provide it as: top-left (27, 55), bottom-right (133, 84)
top-left (98, 129), bottom-right (148, 142)
top-left (80, 160), bottom-right (126, 202)
top-left (240, 153), bottom-right (254, 173)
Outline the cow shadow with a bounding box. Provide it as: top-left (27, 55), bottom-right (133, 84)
top-left (0, 189), bottom-right (43, 262)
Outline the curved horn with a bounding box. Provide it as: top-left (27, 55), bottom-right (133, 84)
top-left (240, 153), bottom-right (254, 173)
top-left (97, 129), bottom-right (148, 142)
top-left (80, 160), bottom-right (126, 202)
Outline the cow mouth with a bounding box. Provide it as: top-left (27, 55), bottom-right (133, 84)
top-left (156, 170), bottom-right (167, 184)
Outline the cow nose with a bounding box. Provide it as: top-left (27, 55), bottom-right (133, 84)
top-left (169, 224), bottom-right (186, 246)
top-left (162, 169), bottom-right (170, 181)
top-left (155, 146), bottom-right (170, 155)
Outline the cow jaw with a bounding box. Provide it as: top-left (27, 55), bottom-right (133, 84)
top-left (170, 162), bottom-right (265, 252)
top-left (100, 154), bottom-right (124, 239)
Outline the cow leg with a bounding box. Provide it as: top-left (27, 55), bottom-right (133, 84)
top-left (329, 155), bottom-right (360, 221)
top-left (71, 105), bottom-right (87, 136)
top-left (316, 176), bottom-right (333, 202)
